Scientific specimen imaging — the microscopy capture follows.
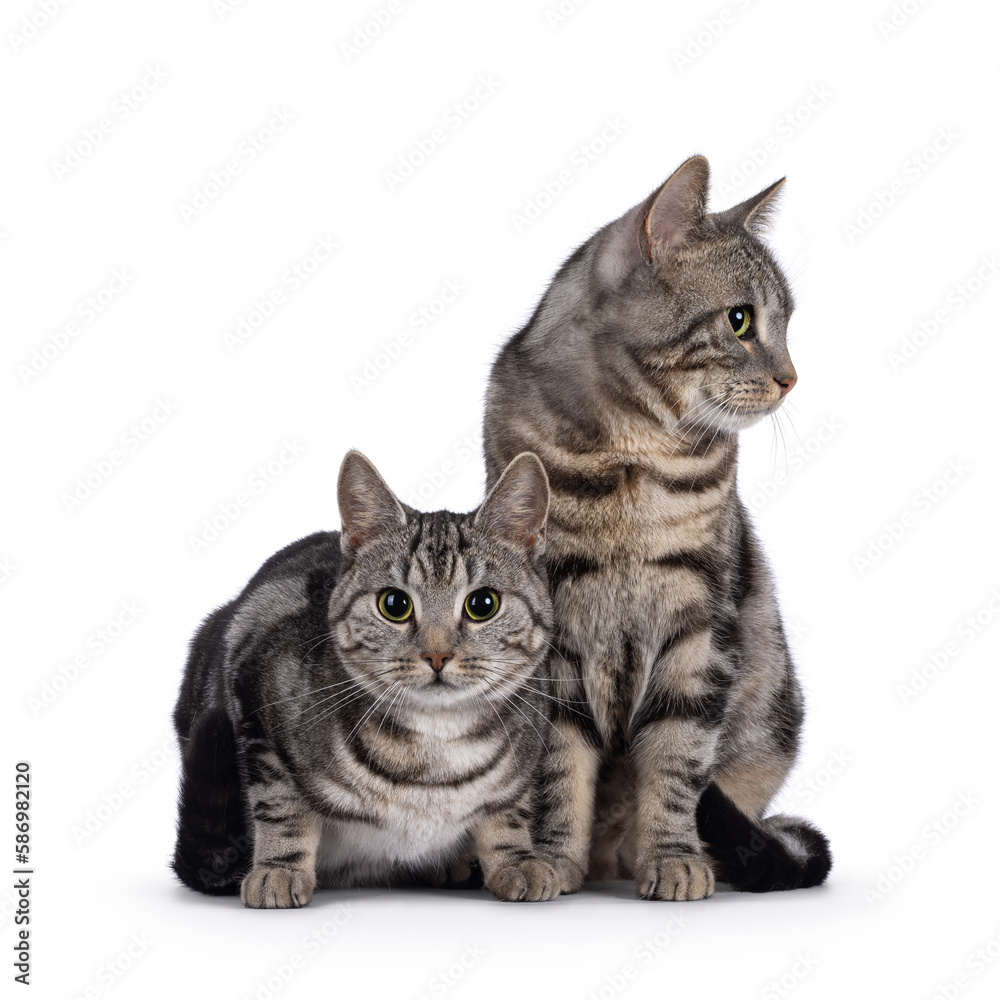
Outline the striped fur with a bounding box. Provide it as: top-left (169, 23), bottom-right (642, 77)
top-left (483, 156), bottom-right (831, 898)
top-left (172, 451), bottom-right (560, 906)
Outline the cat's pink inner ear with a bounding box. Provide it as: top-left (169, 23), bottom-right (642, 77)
top-left (337, 451), bottom-right (406, 549)
top-left (475, 453), bottom-right (549, 553)
top-left (644, 155), bottom-right (710, 260)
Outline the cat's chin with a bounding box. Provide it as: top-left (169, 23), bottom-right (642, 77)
top-left (685, 401), bottom-right (784, 434)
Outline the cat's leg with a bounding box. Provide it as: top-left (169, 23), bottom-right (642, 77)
top-left (532, 716), bottom-right (602, 894)
top-left (238, 743), bottom-right (322, 909)
top-left (587, 754), bottom-right (631, 880)
top-left (474, 791), bottom-right (560, 902)
top-left (629, 627), bottom-right (733, 901)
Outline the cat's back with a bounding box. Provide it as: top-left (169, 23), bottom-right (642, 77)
top-left (174, 531), bottom-right (342, 736)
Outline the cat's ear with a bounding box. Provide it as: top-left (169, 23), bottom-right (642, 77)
top-left (474, 452), bottom-right (549, 555)
top-left (644, 155), bottom-right (711, 260)
top-left (716, 177), bottom-right (785, 236)
top-left (337, 450), bottom-right (406, 549)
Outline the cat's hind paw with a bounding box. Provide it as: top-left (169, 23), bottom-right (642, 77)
top-left (634, 854), bottom-right (714, 901)
top-left (486, 858), bottom-right (560, 902)
top-left (240, 866), bottom-right (315, 909)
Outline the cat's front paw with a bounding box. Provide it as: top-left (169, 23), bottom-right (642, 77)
top-left (240, 865), bottom-right (315, 909)
top-left (486, 858), bottom-right (560, 902)
top-left (634, 854), bottom-right (714, 901)
top-left (546, 854), bottom-right (586, 895)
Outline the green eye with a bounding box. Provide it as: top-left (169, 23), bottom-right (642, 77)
top-left (378, 589), bottom-right (413, 622)
top-left (464, 588), bottom-right (500, 622)
top-left (727, 305), bottom-right (753, 337)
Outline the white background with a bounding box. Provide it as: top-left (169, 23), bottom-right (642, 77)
top-left (4, 0), bottom-right (999, 997)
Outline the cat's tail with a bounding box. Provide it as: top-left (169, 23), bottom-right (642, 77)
top-left (172, 707), bottom-right (251, 896)
top-left (695, 783), bottom-right (832, 892)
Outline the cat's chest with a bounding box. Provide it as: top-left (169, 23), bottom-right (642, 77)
top-left (551, 559), bottom-right (723, 740)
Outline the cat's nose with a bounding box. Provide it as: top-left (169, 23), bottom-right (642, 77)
top-left (423, 652), bottom-right (453, 673)
top-left (776, 374), bottom-right (797, 396)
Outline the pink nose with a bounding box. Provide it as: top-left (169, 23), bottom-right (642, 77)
top-left (776, 375), bottom-right (797, 397)
top-left (423, 652), bottom-right (452, 673)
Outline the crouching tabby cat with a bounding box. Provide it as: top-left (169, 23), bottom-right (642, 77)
top-left (172, 450), bottom-right (559, 906)
top-left (484, 156), bottom-right (832, 899)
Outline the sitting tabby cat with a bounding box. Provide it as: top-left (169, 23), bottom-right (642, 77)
top-left (484, 155), bottom-right (832, 899)
top-left (172, 450), bottom-right (560, 906)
